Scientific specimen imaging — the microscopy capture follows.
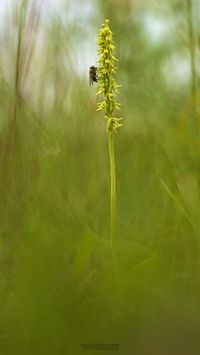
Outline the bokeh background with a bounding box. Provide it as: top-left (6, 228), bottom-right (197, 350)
top-left (0, 0), bottom-right (200, 354)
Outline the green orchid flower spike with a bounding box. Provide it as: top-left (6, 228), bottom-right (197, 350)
top-left (96, 19), bottom-right (123, 255)
top-left (96, 19), bottom-right (123, 133)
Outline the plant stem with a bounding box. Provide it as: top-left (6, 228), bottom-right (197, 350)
top-left (186, 0), bottom-right (199, 135)
top-left (13, 0), bottom-right (28, 125)
top-left (186, 0), bottom-right (197, 98)
top-left (108, 131), bottom-right (116, 255)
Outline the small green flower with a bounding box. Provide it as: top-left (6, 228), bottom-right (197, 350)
top-left (96, 19), bottom-right (122, 133)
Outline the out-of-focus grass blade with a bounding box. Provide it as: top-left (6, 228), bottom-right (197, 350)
top-left (160, 179), bottom-right (196, 230)
top-left (72, 232), bottom-right (96, 277)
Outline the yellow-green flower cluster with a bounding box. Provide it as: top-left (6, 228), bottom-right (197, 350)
top-left (96, 19), bottom-right (122, 133)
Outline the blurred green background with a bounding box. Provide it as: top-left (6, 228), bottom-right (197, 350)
top-left (0, 0), bottom-right (200, 354)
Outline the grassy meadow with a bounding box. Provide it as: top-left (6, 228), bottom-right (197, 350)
top-left (0, 0), bottom-right (200, 354)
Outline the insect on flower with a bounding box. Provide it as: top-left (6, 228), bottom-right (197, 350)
top-left (89, 65), bottom-right (98, 86)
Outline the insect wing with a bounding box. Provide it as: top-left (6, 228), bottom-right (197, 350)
top-left (89, 75), bottom-right (93, 86)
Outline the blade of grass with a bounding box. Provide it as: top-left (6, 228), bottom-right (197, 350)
top-left (160, 179), bottom-right (196, 230)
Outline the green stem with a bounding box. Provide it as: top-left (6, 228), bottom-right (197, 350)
top-left (186, 0), bottom-right (199, 135)
top-left (186, 0), bottom-right (197, 98)
top-left (108, 131), bottom-right (116, 255)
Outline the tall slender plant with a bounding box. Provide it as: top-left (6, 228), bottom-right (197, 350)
top-left (96, 19), bottom-right (122, 254)
top-left (186, 0), bottom-right (197, 98)
top-left (186, 0), bottom-right (199, 135)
